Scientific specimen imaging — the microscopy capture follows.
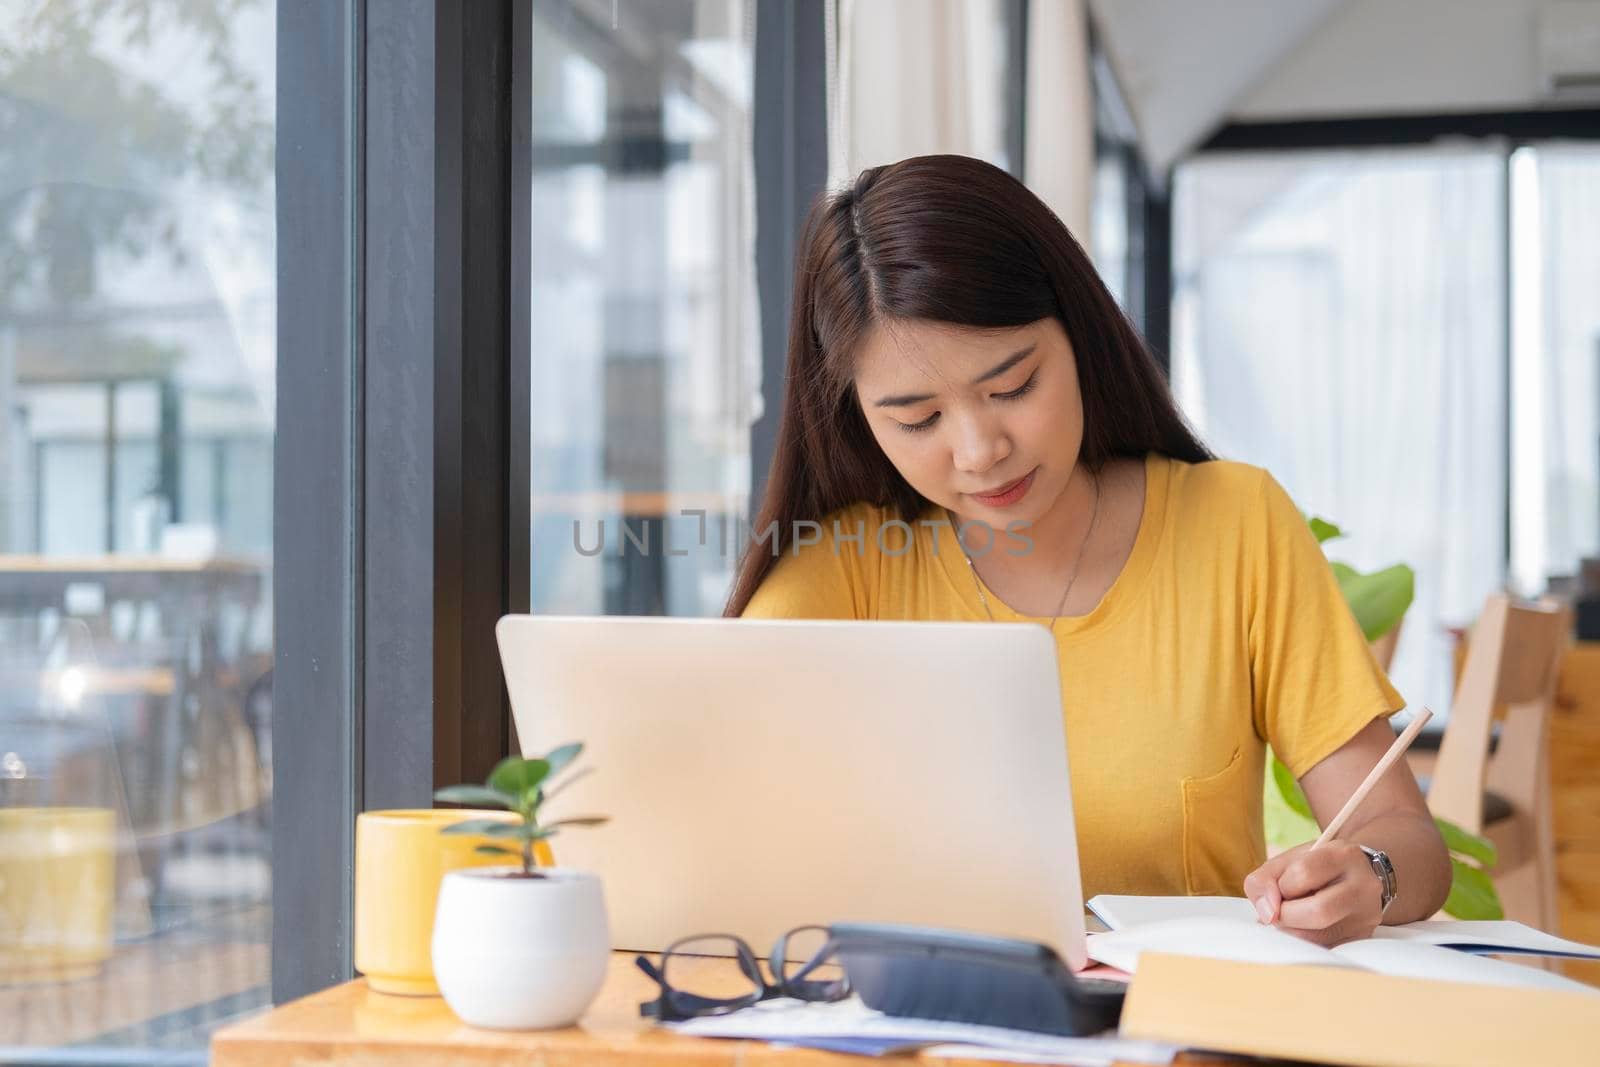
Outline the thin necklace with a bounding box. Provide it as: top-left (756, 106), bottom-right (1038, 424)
top-left (952, 472), bottom-right (1101, 632)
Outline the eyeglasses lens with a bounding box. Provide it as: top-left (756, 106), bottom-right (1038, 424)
top-left (660, 936), bottom-right (763, 1017)
top-left (773, 925), bottom-right (848, 1002)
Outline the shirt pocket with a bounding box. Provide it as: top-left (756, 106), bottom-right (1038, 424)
top-left (1180, 745), bottom-right (1266, 896)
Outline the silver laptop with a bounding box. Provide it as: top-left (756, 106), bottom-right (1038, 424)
top-left (497, 615), bottom-right (1089, 970)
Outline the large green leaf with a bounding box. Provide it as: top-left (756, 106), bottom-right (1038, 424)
top-left (1331, 562), bottom-right (1414, 641)
top-left (1269, 751), bottom-right (1315, 820)
top-left (1264, 779), bottom-right (1320, 851)
top-left (1435, 817), bottom-right (1498, 869)
top-left (489, 756), bottom-right (551, 802)
top-left (432, 785), bottom-right (514, 810)
top-left (1444, 859), bottom-right (1505, 920)
top-left (440, 818), bottom-right (521, 838)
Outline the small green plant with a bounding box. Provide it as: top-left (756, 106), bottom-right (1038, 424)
top-left (433, 742), bottom-right (608, 878)
top-left (1263, 517), bottom-right (1504, 920)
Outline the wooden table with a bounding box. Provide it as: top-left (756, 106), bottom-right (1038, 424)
top-left (0, 554), bottom-right (265, 608)
top-left (212, 953), bottom-right (1235, 1067)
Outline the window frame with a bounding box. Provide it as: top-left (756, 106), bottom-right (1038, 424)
top-left (273, 0), bottom-right (360, 1004)
top-left (274, 0), bottom-right (521, 1005)
top-left (751, 0), bottom-right (829, 518)
top-left (1086, 17), bottom-right (1172, 373)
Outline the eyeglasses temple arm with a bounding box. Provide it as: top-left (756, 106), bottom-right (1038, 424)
top-left (635, 955), bottom-right (667, 1018)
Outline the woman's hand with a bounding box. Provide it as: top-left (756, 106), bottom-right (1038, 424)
top-left (1263, 717), bottom-right (1453, 932)
top-left (1243, 841), bottom-right (1384, 947)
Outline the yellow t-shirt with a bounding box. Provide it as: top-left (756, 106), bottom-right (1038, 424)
top-left (741, 453), bottom-right (1403, 899)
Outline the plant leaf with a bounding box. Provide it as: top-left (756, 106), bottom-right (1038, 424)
top-left (433, 785), bottom-right (515, 809)
top-left (1435, 817), bottom-right (1498, 869)
top-left (474, 844), bottom-right (516, 857)
top-left (1308, 517), bottom-right (1344, 544)
top-left (1443, 858), bottom-right (1504, 920)
top-left (1332, 562), bottom-right (1414, 641)
top-left (543, 742), bottom-right (584, 779)
top-left (513, 826), bottom-right (558, 841)
top-left (440, 818), bottom-right (521, 838)
top-left (544, 815), bottom-right (609, 830)
top-left (1269, 751), bottom-right (1315, 820)
top-left (1263, 766), bottom-right (1319, 850)
top-left (489, 756), bottom-right (550, 800)
top-left (489, 822), bottom-right (560, 842)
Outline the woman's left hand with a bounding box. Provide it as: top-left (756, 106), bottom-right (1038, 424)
top-left (1243, 841), bottom-right (1384, 947)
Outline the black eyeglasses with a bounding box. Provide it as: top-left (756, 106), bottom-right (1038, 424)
top-left (636, 924), bottom-right (851, 1022)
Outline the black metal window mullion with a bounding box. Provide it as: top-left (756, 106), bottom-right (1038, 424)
top-left (273, 0), bottom-right (361, 1005)
top-left (1005, 0), bottom-right (1028, 182)
top-left (364, 0), bottom-right (516, 816)
top-left (1086, 16), bottom-right (1170, 376)
top-left (1137, 174), bottom-right (1172, 375)
top-left (447, 0), bottom-right (516, 786)
top-left (508, 0), bottom-right (532, 754)
top-left (751, 0), bottom-right (828, 520)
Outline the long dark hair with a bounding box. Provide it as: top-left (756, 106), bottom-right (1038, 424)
top-left (725, 154), bottom-right (1210, 616)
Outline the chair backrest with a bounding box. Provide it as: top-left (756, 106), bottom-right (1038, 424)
top-left (1428, 595), bottom-right (1571, 833)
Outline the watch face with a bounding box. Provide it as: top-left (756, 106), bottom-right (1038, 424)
top-left (1360, 846), bottom-right (1397, 911)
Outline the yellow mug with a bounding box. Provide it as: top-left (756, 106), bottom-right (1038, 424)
top-left (353, 808), bottom-right (552, 995)
top-left (0, 807), bottom-right (116, 985)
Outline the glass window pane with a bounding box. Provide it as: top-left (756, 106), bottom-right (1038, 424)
top-left (0, 0), bottom-right (276, 1056)
top-left (528, 0), bottom-right (757, 617)
top-left (1172, 149), bottom-right (1507, 718)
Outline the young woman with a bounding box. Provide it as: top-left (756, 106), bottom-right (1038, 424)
top-left (727, 154), bottom-right (1449, 946)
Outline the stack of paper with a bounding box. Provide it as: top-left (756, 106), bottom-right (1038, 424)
top-left (669, 997), bottom-right (1179, 1066)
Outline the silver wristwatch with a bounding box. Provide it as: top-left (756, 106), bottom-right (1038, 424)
top-left (1359, 845), bottom-right (1398, 915)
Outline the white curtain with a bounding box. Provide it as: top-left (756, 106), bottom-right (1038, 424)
top-left (1514, 145), bottom-right (1600, 590)
top-left (1172, 148), bottom-right (1509, 720)
top-left (1024, 0), bottom-right (1093, 241)
top-left (828, 0), bottom-right (1093, 242)
top-left (832, 0), bottom-right (1012, 185)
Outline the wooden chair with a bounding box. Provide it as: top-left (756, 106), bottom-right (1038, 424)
top-left (1427, 595), bottom-right (1571, 934)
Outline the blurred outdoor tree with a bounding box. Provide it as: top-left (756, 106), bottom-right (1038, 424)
top-left (0, 0), bottom-right (273, 310)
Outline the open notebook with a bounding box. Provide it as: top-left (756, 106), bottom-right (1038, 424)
top-left (1087, 894), bottom-right (1600, 958)
top-left (1084, 897), bottom-right (1600, 996)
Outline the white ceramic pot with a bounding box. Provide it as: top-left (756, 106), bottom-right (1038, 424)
top-left (431, 867), bottom-right (610, 1030)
